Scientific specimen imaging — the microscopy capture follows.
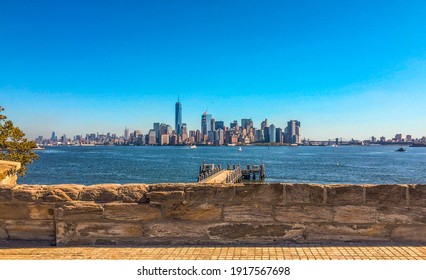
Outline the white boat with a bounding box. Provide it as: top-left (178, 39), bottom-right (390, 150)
top-left (189, 145), bottom-right (197, 149)
top-left (238, 147), bottom-right (243, 151)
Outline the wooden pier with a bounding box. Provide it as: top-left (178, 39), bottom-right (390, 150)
top-left (197, 163), bottom-right (265, 184)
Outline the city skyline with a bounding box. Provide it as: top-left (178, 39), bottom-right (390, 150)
top-left (1, 1), bottom-right (426, 140)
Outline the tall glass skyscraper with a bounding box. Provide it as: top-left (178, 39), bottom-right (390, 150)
top-left (175, 98), bottom-right (182, 136)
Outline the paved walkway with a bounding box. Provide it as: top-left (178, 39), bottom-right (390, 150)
top-left (201, 170), bottom-right (232, 184)
top-left (1, 242), bottom-right (425, 260)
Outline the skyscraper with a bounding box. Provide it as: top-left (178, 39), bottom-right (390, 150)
top-left (175, 97), bottom-right (182, 136)
top-left (201, 111), bottom-right (212, 137)
top-left (286, 120), bottom-right (301, 144)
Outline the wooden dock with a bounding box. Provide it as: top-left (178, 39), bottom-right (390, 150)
top-left (197, 163), bottom-right (265, 184)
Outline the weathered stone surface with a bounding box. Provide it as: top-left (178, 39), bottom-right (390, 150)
top-left (118, 184), bottom-right (148, 203)
top-left (28, 203), bottom-right (55, 220)
top-left (376, 207), bottom-right (412, 224)
top-left (55, 202), bottom-right (103, 221)
top-left (333, 205), bottom-right (377, 224)
top-left (223, 204), bottom-right (273, 222)
top-left (208, 223), bottom-right (304, 241)
top-left (0, 221), bottom-right (8, 239)
top-left (408, 207), bottom-right (426, 224)
top-left (146, 191), bottom-right (184, 205)
top-left (6, 220), bottom-right (55, 241)
top-left (275, 205), bottom-right (333, 223)
top-left (409, 185), bottom-right (426, 207)
top-left (12, 185), bottom-right (45, 201)
top-left (41, 184), bottom-right (83, 202)
top-left (56, 222), bottom-right (143, 245)
top-left (144, 221), bottom-right (208, 239)
top-left (80, 184), bottom-right (121, 202)
top-left (0, 185), bottom-right (14, 202)
top-left (284, 183), bottom-right (324, 204)
top-left (149, 184), bottom-right (188, 192)
top-left (305, 224), bottom-right (389, 242)
top-left (233, 183), bottom-right (283, 204)
top-left (104, 203), bottom-right (161, 221)
top-left (391, 225), bottom-right (426, 242)
top-left (325, 185), bottom-right (364, 205)
top-left (0, 202), bottom-right (29, 219)
top-left (365, 184), bottom-right (407, 206)
top-left (184, 186), bottom-right (234, 203)
top-left (163, 203), bottom-right (221, 221)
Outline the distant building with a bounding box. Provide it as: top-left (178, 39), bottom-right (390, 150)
top-left (175, 98), bottom-right (182, 136)
top-left (215, 121), bottom-right (224, 130)
top-left (148, 129), bottom-right (157, 145)
top-left (286, 120), bottom-right (301, 144)
top-left (276, 127), bottom-right (283, 143)
top-left (261, 119), bottom-right (268, 130)
top-left (124, 127), bottom-right (129, 140)
top-left (201, 112), bottom-right (212, 137)
top-left (269, 124), bottom-right (276, 143)
top-left (371, 136), bottom-right (377, 143)
top-left (241, 118), bottom-right (253, 130)
top-left (394, 134), bottom-right (403, 142)
top-left (153, 123), bottom-right (160, 143)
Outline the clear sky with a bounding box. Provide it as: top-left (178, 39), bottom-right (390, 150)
top-left (1, 0), bottom-right (426, 140)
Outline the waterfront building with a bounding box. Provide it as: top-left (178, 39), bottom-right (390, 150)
top-left (276, 127), bottom-right (283, 143)
top-left (230, 120), bottom-right (238, 129)
top-left (261, 119), bottom-right (268, 130)
top-left (181, 123), bottom-right (188, 141)
top-left (160, 134), bottom-right (169, 145)
top-left (50, 131), bottom-right (57, 142)
top-left (201, 111), bottom-right (212, 137)
top-left (153, 123), bottom-right (160, 143)
top-left (124, 127), bottom-right (129, 140)
top-left (269, 124), bottom-right (276, 143)
top-left (371, 136), bottom-right (377, 143)
top-left (394, 134), bottom-right (403, 142)
top-left (241, 118), bottom-right (253, 130)
top-left (215, 121), bottom-right (224, 130)
top-left (175, 98), bottom-right (182, 136)
top-left (286, 120), bottom-right (301, 144)
top-left (406, 135), bottom-right (412, 142)
top-left (148, 129), bottom-right (157, 145)
top-left (263, 127), bottom-right (270, 143)
top-left (380, 136), bottom-right (386, 142)
top-left (255, 129), bottom-right (264, 142)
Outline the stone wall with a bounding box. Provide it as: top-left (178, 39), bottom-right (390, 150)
top-left (0, 183), bottom-right (425, 245)
top-left (0, 160), bottom-right (20, 186)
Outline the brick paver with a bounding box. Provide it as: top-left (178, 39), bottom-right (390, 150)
top-left (0, 242), bottom-right (425, 260)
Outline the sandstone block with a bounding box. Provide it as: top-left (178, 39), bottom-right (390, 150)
top-left (207, 223), bottom-right (304, 241)
top-left (0, 185), bottom-right (14, 202)
top-left (118, 184), bottom-right (149, 203)
top-left (144, 221), bottom-right (208, 239)
top-left (146, 191), bottom-right (184, 205)
top-left (284, 183), bottom-right (324, 204)
top-left (365, 184), bottom-right (407, 206)
top-left (233, 183), bottom-right (283, 204)
top-left (408, 207), bottom-right (426, 224)
top-left (12, 185), bottom-right (45, 201)
top-left (28, 203), bottom-right (55, 220)
top-left (55, 202), bottom-right (104, 221)
top-left (0, 221), bottom-right (7, 239)
top-left (80, 184), bottom-right (121, 202)
top-left (184, 186), bottom-right (234, 203)
top-left (325, 185), bottom-right (364, 205)
top-left (163, 203), bottom-right (221, 221)
top-left (275, 205), bottom-right (333, 223)
top-left (333, 205), bottom-right (377, 224)
top-left (41, 184), bottom-right (83, 202)
top-left (6, 220), bottom-right (55, 241)
top-left (223, 204), bottom-right (273, 222)
top-left (391, 225), bottom-right (426, 242)
top-left (56, 221), bottom-right (143, 245)
top-left (376, 207), bottom-right (412, 224)
top-left (0, 202), bottom-right (29, 219)
top-left (408, 185), bottom-right (426, 207)
top-left (104, 203), bottom-right (161, 221)
top-left (305, 224), bottom-right (389, 242)
top-left (149, 184), bottom-right (188, 192)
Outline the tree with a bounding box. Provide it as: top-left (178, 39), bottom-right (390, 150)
top-left (0, 106), bottom-right (39, 176)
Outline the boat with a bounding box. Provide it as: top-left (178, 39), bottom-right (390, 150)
top-left (189, 145), bottom-right (197, 149)
top-left (410, 143), bottom-right (426, 147)
top-left (395, 147), bottom-right (407, 152)
top-left (238, 147), bottom-right (243, 151)
top-left (32, 145), bottom-right (45, 150)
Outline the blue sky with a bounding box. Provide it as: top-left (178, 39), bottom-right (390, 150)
top-left (1, 0), bottom-right (426, 140)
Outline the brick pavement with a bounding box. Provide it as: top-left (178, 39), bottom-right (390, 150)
top-left (0, 242), bottom-right (425, 260)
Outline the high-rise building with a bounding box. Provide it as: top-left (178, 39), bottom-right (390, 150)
top-left (269, 124), bottom-right (276, 143)
top-left (153, 123), bottom-right (160, 143)
top-left (215, 121), bottom-right (224, 130)
top-left (124, 127), bottom-right (129, 140)
top-left (175, 97), bottom-right (182, 136)
top-left (261, 119), bottom-right (268, 130)
top-left (201, 111), bottom-right (212, 137)
top-left (276, 128), bottom-right (283, 143)
top-left (286, 120), bottom-right (301, 144)
top-left (241, 118), bottom-right (253, 130)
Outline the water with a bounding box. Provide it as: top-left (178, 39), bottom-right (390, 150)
top-left (19, 145), bottom-right (426, 185)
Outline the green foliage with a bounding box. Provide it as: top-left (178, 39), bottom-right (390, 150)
top-left (0, 106), bottom-right (39, 176)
